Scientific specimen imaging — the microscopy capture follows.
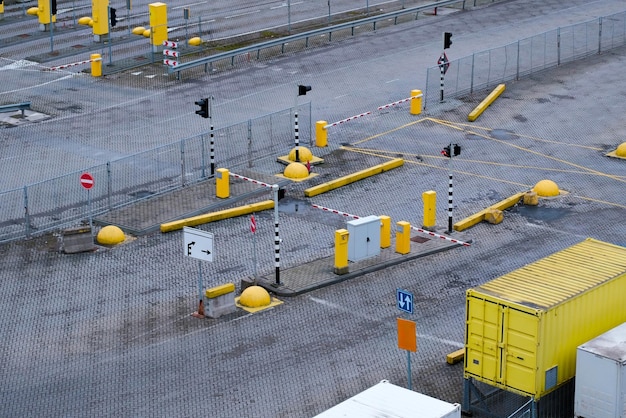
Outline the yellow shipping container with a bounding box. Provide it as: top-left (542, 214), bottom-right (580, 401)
top-left (464, 238), bottom-right (626, 400)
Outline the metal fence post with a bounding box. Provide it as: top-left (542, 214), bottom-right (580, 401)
top-left (470, 53), bottom-right (475, 94)
top-left (598, 16), bottom-right (603, 54)
top-left (23, 186), bottom-right (30, 237)
top-left (248, 119), bottom-right (253, 168)
top-left (107, 161), bottom-right (112, 210)
top-left (181, 139), bottom-right (186, 187)
top-left (516, 40), bottom-right (520, 80)
top-left (557, 27), bottom-right (561, 66)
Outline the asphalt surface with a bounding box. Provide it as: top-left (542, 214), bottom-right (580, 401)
top-left (2, 0), bottom-right (626, 416)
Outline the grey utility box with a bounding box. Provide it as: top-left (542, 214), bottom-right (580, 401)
top-left (347, 215), bottom-right (381, 262)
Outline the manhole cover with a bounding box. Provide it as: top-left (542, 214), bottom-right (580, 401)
top-left (411, 236), bottom-right (430, 243)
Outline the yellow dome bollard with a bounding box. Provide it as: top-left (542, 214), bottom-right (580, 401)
top-left (288, 146), bottom-right (313, 162)
top-left (283, 162), bottom-right (309, 179)
top-left (188, 37), bottom-right (202, 46)
top-left (97, 225), bottom-right (125, 245)
top-left (27, 7), bottom-right (39, 15)
top-left (239, 286), bottom-right (271, 308)
top-left (616, 142), bottom-right (626, 157)
top-left (142, 29), bottom-right (151, 38)
top-left (532, 180), bottom-right (560, 197)
top-left (132, 26), bottom-right (146, 35)
top-left (78, 16), bottom-right (93, 26)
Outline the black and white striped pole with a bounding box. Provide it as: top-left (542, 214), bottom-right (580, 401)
top-left (295, 85), bottom-right (312, 162)
top-left (440, 32), bottom-right (453, 103)
top-left (441, 143), bottom-right (461, 233)
top-left (273, 184), bottom-right (281, 285)
top-left (209, 96), bottom-right (215, 176)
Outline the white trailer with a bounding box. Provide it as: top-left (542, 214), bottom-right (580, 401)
top-left (575, 322), bottom-right (626, 418)
top-left (314, 380), bottom-right (461, 418)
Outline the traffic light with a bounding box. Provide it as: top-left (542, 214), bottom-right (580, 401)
top-left (441, 145), bottom-right (451, 158)
top-left (110, 7), bottom-right (117, 27)
top-left (298, 85), bottom-right (312, 96)
top-left (51, 0), bottom-right (57, 15)
top-left (453, 144), bottom-right (461, 156)
top-left (444, 32), bottom-right (453, 49)
top-left (195, 98), bottom-right (209, 119)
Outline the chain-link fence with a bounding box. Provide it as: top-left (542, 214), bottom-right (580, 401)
top-left (424, 11), bottom-right (626, 108)
top-left (0, 104), bottom-right (310, 243)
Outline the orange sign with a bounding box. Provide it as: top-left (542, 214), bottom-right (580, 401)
top-left (397, 318), bottom-right (417, 352)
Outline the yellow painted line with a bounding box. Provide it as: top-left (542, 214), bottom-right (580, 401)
top-left (160, 200), bottom-right (274, 232)
top-left (351, 118), bottom-right (428, 146)
top-left (447, 348), bottom-right (465, 365)
top-left (454, 192), bottom-right (525, 232)
top-left (205, 283), bottom-right (235, 299)
top-left (468, 84), bottom-right (506, 122)
top-left (304, 158), bottom-right (404, 197)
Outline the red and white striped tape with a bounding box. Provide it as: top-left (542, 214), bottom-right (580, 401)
top-left (377, 94), bottom-right (423, 110)
top-left (324, 112), bottom-right (371, 129)
top-left (311, 204), bottom-right (360, 219)
top-left (47, 57), bottom-right (102, 71)
top-left (229, 172), bottom-right (274, 189)
top-left (410, 225), bottom-right (471, 246)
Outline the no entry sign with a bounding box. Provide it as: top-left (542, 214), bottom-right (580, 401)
top-left (80, 172), bottom-right (94, 189)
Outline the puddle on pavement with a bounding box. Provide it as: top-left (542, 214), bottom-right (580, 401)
top-left (511, 205), bottom-right (571, 223)
top-left (490, 129), bottom-right (519, 141)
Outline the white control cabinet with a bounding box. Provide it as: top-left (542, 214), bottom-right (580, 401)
top-left (347, 215), bottom-right (380, 262)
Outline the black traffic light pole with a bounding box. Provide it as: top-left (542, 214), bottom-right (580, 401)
top-left (194, 98), bottom-right (215, 176)
top-left (441, 143), bottom-right (460, 233)
top-left (440, 32), bottom-right (452, 102)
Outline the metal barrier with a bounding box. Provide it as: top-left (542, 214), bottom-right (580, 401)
top-left (0, 104), bottom-right (311, 243)
top-left (424, 11), bottom-right (626, 108)
top-left (0, 102), bottom-right (31, 117)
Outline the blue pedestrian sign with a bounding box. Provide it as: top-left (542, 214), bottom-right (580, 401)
top-left (397, 289), bottom-right (414, 314)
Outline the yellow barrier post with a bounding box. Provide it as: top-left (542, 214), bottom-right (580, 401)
top-left (92, 0), bottom-right (109, 40)
top-left (410, 89), bottom-right (422, 115)
top-left (468, 84), bottom-right (505, 122)
top-left (316, 121), bottom-right (328, 147)
top-left (216, 168), bottom-right (229, 199)
top-left (149, 2), bottom-right (168, 48)
top-left (422, 190), bottom-right (436, 229)
top-left (334, 229), bottom-right (349, 275)
top-left (395, 221), bottom-right (411, 255)
top-left (379, 215), bottom-right (391, 249)
top-left (90, 54), bottom-right (102, 77)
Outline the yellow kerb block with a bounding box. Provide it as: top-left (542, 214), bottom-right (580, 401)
top-left (205, 283), bottom-right (235, 299)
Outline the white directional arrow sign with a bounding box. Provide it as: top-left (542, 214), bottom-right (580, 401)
top-left (397, 289), bottom-right (414, 314)
top-left (183, 227), bottom-right (214, 262)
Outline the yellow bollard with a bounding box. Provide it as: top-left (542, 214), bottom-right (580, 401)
top-left (410, 89), bottom-right (422, 115)
top-left (422, 190), bottom-right (436, 228)
top-left (334, 229), bottom-right (349, 275)
top-left (216, 168), bottom-right (230, 199)
top-left (149, 2), bottom-right (168, 47)
top-left (0, 1), bottom-right (4, 15)
top-left (395, 221), bottom-right (411, 255)
top-left (92, 0), bottom-right (109, 36)
top-left (90, 54), bottom-right (102, 77)
top-left (379, 215), bottom-right (391, 249)
top-left (37, 0), bottom-right (56, 24)
top-left (316, 121), bottom-right (328, 148)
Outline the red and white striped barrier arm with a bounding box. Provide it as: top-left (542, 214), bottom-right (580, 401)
top-left (410, 225), bottom-right (471, 246)
top-left (229, 172), bottom-right (275, 189)
top-left (323, 112), bottom-right (371, 129)
top-left (311, 204), bottom-right (360, 219)
top-left (46, 57), bottom-right (102, 71)
top-left (377, 94), bottom-right (423, 110)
